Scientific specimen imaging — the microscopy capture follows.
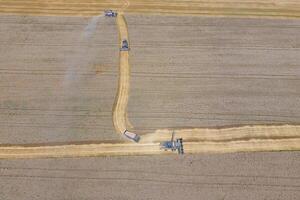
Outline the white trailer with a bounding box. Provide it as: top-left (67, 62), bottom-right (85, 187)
top-left (123, 130), bottom-right (140, 143)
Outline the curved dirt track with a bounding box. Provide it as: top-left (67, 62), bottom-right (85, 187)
top-left (112, 13), bottom-right (131, 134)
top-left (0, 0), bottom-right (299, 18)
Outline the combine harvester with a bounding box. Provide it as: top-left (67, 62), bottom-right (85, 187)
top-left (160, 131), bottom-right (184, 154)
top-left (104, 10), bottom-right (118, 17)
top-left (120, 40), bottom-right (130, 51)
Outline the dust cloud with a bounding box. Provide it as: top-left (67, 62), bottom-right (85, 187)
top-left (63, 15), bottom-right (103, 86)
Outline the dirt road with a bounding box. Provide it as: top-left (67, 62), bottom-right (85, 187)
top-left (0, 0), bottom-right (299, 18)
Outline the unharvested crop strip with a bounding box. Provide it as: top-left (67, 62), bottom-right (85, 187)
top-left (0, 138), bottom-right (299, 159)
top-left (0, 0), bottom-right (300, 18)
top-left (112, 13), bottom-right (130, 135)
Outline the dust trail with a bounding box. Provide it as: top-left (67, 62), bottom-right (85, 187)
top-left (49, 14), bottom-right (104, 131)
top-left (63, 15), bottom-right (103, 86)
top-left (83, 15), bottom-right (102, 39)
top-left (41, 14), bottom-right (103, 135)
